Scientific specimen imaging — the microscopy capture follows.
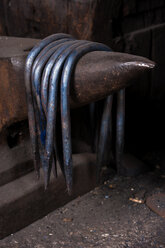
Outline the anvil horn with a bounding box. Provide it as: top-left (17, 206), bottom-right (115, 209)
top-left (70, 51), bottom-right (155, 107)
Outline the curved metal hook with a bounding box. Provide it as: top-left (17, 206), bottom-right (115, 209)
top-left (38, 40), bottom-right (85, 186)
top-left (44, 40), bottom-right (90, 188)
top-left (116, 89), bottom-right (125, 174)
top-left (60, 42), bottom-right (110, 193)
top-left (32, 38), bottom-right (74, 76)
top-left (32, 41), bottom-right (74, 184)
top-left (25, 33), bottom-right (72, 177)
top-left (31, 39), bottom-right (74, 184)
top-left (97, 95), bottom-right (113, 179)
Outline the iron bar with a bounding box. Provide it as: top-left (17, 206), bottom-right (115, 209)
top-left (116, 89), bottom-right (125, 174)
top-left (97, 95), bottom-right (113, 179)
top-left (44, 40), bottom-right (91, 187)
top-left (25, 33), bottom-right (72, 178)
top-left (60, 42), bottom-right (110, 193)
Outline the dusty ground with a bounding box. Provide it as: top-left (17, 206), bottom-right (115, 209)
top-left (1, 168), bottom-right (165, 248)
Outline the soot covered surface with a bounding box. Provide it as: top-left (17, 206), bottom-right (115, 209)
top-left (1, 168), bottom-right (165, 248)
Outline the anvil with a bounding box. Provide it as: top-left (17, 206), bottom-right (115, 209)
top-left (0, 36), bottom-right (155, 131)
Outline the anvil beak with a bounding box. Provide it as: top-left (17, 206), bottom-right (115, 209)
top-left (71, 51), bottom-right (155, 107)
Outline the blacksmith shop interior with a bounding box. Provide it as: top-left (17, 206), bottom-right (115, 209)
top-left (0, 1), bottom-right (165, 247)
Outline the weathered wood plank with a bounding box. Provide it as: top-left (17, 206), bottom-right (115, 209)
top-left (0, 0), bottom-right (97, 40)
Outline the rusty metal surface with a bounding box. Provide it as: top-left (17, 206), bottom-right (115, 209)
top-left (71, 52), bottom-right (155, 107)
top-left (146, 193), bottom-right (165, 218)
top-left (0, 36), bottom-right (38, 132)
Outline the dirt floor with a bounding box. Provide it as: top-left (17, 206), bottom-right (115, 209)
top-left (1, 168), bottom-right (165, 248)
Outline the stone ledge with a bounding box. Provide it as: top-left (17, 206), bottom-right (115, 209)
top-left (0, 153), bottom-right (97, 239)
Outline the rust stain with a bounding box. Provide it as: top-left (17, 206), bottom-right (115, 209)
top-left (0, 59), bottom-right (27, 132)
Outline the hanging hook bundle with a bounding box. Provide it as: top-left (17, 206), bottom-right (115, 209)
top-left (24, 33), bottom-right (126, 194)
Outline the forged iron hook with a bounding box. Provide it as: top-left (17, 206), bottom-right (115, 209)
top-left (44, 40), bottom-right (91, 188)
top-left (25, 33), bottom-right (73, 178)
top-left (31, 38), bottom-right (74, 184)
top-left (60, 42), bottom-right (111, 193)
top-left (116, 88), bottom-right (125, 174)
top-left (97, 95), bottom-right (113, 180)
top-left (40, 40), bottom-right (85, 115)
top-left (32, 39), bottom-right (74, 122)
top-left (32, 38), bottom-right (74, 77)
top-left (41, 40), bottom-right (85, 187)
